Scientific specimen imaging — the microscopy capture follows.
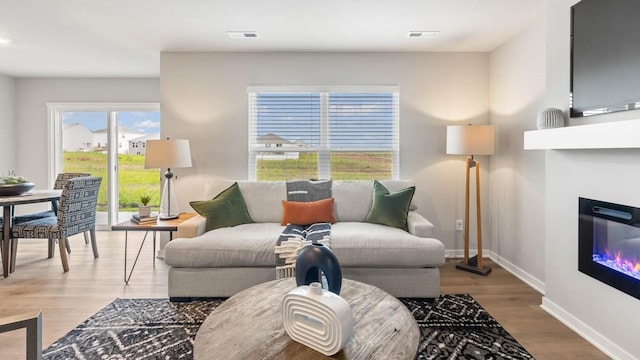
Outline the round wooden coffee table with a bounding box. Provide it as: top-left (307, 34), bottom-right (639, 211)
top-left (194, 278), bottom-right (419, 360)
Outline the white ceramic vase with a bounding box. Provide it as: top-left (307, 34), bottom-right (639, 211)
top-left (282, 282), bottom-right (353, 356)
top-left (536, 108), bottom-right (566, 129)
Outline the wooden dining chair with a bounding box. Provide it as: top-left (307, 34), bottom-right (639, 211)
top-left (10, 176), bottom-right (102, 272)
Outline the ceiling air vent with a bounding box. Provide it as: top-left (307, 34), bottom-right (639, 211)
top-left (226, 31), bottom-right (259, 39)
top-left (408, 31), bottom-right (439, 39)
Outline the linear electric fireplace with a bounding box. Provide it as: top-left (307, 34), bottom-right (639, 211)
top-left (579, 197), bottom-right (640, 300)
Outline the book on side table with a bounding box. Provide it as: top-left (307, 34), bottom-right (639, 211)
top-left (131, 213), bottom-right (158, 224)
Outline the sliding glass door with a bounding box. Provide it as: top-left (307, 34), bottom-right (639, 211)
top-left (49, 103), bottom-right (160, 229)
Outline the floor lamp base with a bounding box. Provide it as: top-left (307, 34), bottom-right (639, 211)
top-left (456, 255), bottom-right (492, 276)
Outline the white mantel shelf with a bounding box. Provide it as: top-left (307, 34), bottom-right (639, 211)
top-left (524, 119), bottom-right (640, 150)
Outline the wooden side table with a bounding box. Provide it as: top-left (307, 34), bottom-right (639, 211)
top-left (111, 212), bottom-right (196, 284)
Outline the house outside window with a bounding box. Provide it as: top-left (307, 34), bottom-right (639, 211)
top-left (248, 86), bottom-right (399, 181)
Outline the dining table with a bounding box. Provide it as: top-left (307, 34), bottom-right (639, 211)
top-left (0, 190), bottom-right (62, 278)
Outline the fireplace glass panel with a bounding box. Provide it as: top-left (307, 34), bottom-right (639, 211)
top-left (578, 197), bottom-right (640, 300)
top-left (592, 217), bottom-right (640, 281)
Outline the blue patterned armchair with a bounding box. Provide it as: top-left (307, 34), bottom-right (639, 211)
top-left (10, 176), bottom-right (102, 272)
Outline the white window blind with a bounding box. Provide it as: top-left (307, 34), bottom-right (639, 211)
top-left (248, 88), bottom-right (399, 181)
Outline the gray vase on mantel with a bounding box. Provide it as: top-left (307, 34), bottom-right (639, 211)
top-left (536, 108), bottom-right (566, 129)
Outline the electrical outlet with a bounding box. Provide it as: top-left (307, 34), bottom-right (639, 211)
top-left (455, 219), bottom-right (464, 231)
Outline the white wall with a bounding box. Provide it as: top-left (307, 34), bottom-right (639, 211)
top-left (539, 1), bottom-right (640, 358)
top-left (0, 74), bottom-right (15, 173)
top-left (160, 52), bottom-right (491, 250)
top-left (488, 17), bottom-right (547, 290)
top-left (490, 2), bottom-right (640, 356)
top-left (14, 78), bottom-right (159, 186)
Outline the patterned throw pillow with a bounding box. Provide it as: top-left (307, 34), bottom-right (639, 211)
top-left (190, 182), bottom-right (253, 231)
top-left (365, 180), bottom-right (415, 231)
top-left (286, 179), bottom-right (332, 202)
top-left (281, 198), bottom-right (336, 226)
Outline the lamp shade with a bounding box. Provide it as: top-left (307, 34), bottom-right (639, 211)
top-left (144, 139), bottom-right (192, 169)
top-left (446, 125), bottom-right (495, 156)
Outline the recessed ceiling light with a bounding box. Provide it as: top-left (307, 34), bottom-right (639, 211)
top-left (0, 37), bottom-right (12, 45)
top-left (408, 31), bottom-right (439, 39)
top-left (226, 31), bottom-right (258, 39)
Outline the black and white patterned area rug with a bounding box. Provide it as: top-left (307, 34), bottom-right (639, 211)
top-left (400, 295), bottom-right (534, 359)
top-left (43, 294), bottom-right (533, 360)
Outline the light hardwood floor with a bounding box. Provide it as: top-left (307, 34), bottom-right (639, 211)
top-left (0, 232), bottom-right (609, 359)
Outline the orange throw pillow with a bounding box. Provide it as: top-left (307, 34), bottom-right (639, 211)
top-left (281, 198), bottom-right (336, 225)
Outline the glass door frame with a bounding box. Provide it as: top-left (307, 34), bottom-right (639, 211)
top-left (47, 102), bottom-right (160, 230)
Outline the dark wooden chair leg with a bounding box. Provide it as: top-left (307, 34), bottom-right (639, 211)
top-left (10, 238), bottom-right (18, 273)
top-left (58, 237), bottom-right (69, 272)
top-left (90, 229), bottom-right (99, 258)
top-left (48, 239), bottom-right (55, 258)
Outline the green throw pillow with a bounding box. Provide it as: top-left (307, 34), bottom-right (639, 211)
top-left (365, 180), bottom-right (415, 230)
top-left (190, 182), bottom-right (253, 231)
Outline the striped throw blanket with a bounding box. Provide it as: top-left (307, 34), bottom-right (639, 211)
top-left (274, 223), bottom-right (331, 279)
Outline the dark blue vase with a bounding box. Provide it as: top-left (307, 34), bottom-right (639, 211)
top-left (295, 243), bottom-right (342, 295)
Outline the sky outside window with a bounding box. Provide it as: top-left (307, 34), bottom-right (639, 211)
top-left (63, 111), bottom-right (160, 133)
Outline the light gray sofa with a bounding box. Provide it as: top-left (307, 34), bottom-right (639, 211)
top-left (164, 180), bottom-right (445, 299)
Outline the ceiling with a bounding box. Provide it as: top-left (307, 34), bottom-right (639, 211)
top-left (0, 0), bottom-right (544, 78)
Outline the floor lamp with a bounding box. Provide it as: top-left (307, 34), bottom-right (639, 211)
top-left (144, 138), bottom-right (192, 220)
top-left (446, 125), bottom-right (495, 276)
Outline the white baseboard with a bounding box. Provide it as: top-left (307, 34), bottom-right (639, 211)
top-left (444, 249), bottom-right (465, 258)
top-left (445, 250), bottom-right (635, 359)
top-left (444, 250), bottom-right (545, 294)
top-left (541, 297), bottom-right (638, 360)
top-left (488, 251), bottom-right (545, 294)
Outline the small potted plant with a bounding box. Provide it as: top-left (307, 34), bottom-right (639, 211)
top-left (139, 195), bottom-right (152, 217)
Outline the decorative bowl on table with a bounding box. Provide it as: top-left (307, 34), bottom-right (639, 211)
top-left (0, 182), bottom-right (35, 196)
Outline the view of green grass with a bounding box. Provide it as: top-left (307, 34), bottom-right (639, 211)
top-left (65, 151), bottom-right (391, 211)
top-left (256, 152), bottom-right (391, 181)
top-left (257, 153), bottom-right (319, 180)
top-left (63, 151), bottom-right (160, 212)
top-left (329, 152), bottom-right (392, 180)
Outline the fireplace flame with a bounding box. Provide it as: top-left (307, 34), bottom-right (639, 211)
top-left (595, 250), bottom-right (640, 281)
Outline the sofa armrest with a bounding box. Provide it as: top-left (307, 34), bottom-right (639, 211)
top-left (407, 211), bottom-right (435, 237)
top-left (177, 215), bottom-right (207, 238)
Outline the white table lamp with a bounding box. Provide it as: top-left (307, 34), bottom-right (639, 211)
top-left (144, 138), bottom-right (192, 220)
top-left (446, 124), bottom-right (495, 275)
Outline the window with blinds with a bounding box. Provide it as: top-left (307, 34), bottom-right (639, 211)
top-left (248, 88), bottom-right (399, 181)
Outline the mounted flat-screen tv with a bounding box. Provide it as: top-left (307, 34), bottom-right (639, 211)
top-left (570, 0), bottom-right (640, 117)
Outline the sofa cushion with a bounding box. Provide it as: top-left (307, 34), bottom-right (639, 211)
top-left (330, 222), bottom-right (445, 268)
top-left (281, 198), bottom-right (336, 225)
top-left (167, 221), bottom-right (444, 269)
top-left (190, 182), bottom-right (253, 231)
top-left (365, 180), bottom-right (415, 230)
top-left (165, 223), bottom-right (284, 268)
top-left (286, 179), bottom-right (332, 202)
top-left (332, 180), bottom-right (417, 222)
top-left (236, 181), bottom-right (286, 223)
